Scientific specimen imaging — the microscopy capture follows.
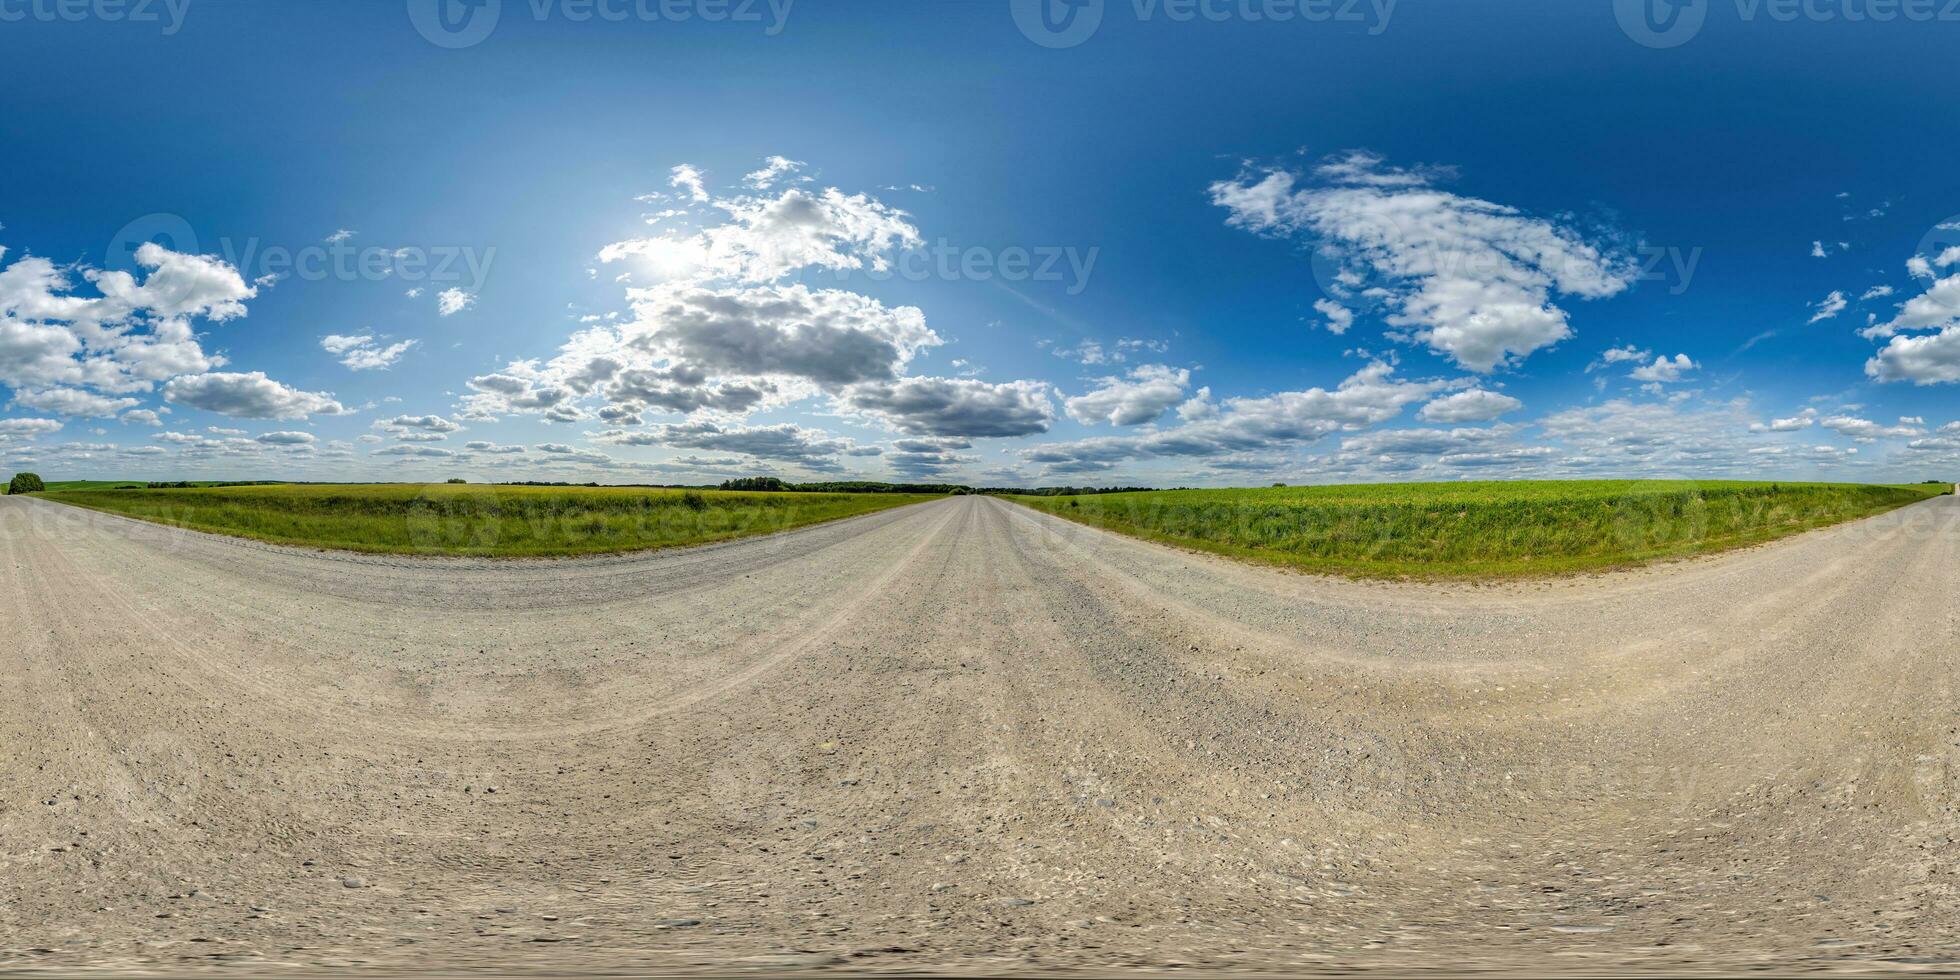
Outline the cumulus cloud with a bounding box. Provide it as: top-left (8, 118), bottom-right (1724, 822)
top-left (0, 241), bottom-right (251, 397)
top-left (885, 437), bottom-right (974, 478)
top-left (604, 419), bottom-right (858, 467)
top-left (371, 444), bottom-right (456, 457)
top-left (1817, 414), bottom-right (1923, 442)
top-left (618, 282), bottom-right (934, 386)
top-left (459, 282), bottom-right (934, 423)
top-left (1023, 360), bottom-right (1443, 473)
top-left (1628, 353), bottom-right (1697, 384)
top-left (535, 442), bottom-right (614, 464)
top-left (255, 431), bottom-right (316, 445)
top-left (456, 161), bottom-right (1067, 461)
top-left (380, 413), bottom-right (463, 433)
top-left (844, 376), bottom-right (1055, 438)
top-left (11, 386), bottom-right (140, 417)
top-left (1064, 365), bottom-right (1190, 427)
top-left (1211, 153), bottom-right (1635, 371)
top-left (1861, 255), bottom-right (1960, 384)
top-left (1417, 388), bottom-right (1521, 423)
top-left (1750, 408), bottom-right (1817, 432)
top-left (163, 372), bottom-right (347, 420)
top-left (0, 417), bottom-right (63, 436)
top-left (1867, 329), bottom-right (1960, 385)
top-left (1312, 298), bottom-right (1354, 335)
top-left (600, 184), bottom-right (921, 284)
top-left (322, 333), bottom-right (416, 370)
top-left (436, 288), bottom-right (476, 316)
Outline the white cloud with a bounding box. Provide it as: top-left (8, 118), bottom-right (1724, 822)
top-left (1417, 388), bottom-right (1521, 423)
top-left (11, 387), bottom-right (140, 417)
top-left (461, 281), bottom-right (937, 425)
top-left (255, 431), bottom-right (316, 445)
top-left (379, 413), bottom-right (462, 433)
top-left (325, 229), bottom-right (355, 244)
top-left (1749, 408), bottom-right (1817, 432)
top-left (1867, 327), bottom-right (1960, 385)
top-left (321, 333), bottom-right (416, 370)
top-left (1211, 155), bottom-right (1634, 371)
top-left (1628, 353), bottom-right (1698, 383)
top-left (600, 185), bottom-right (921, 284)
top-left (1862, 284), bottom-right (1894, 300)
top-left (163, 372), bottom-right (347, 420)
top-left (1022, 361), bottom-right (1443, 472)
top-left (0, 417), bottom-right (63, 436)
top-left (844, 376), bottom-right (1055, 438)
top-left (1312, 298), bottom-right (1353, 335)
top-left (1064, 365), bottom-right (1191, 426)
top-left (120, 408), bottom-right (163, 426)
top-left (1817, 414), bottom-right (1923, 441)
top-left (1860, 253), bottom-right (1960, 383)
top-left (436, 288), bottom-right (476, 316)
top-left (669, 163), bottom-right (710, 203)
top-left (1807, 290), bottom-right (1848, 324)
top-left (743, 155), bottom-right (805, 189)
top-left (1864, 273), bottom-right (1960, 340)
top-left (1588, 344), bottom-right (1650, 372)
top-left (320, 334), bottom-right (370, 354)
top-left (0, 242), bottom-right (251, 395)
top-left (603, 419), bottom-right (858, 467)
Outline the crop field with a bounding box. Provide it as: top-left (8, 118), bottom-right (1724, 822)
top-left (34, 483), bottom-right (937, 557)
top-left (40, 480), bottom-right (150, 491)
top-left (1012, 480), bottom-right (1952, 577)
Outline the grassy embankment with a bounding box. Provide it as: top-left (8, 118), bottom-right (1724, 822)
top-left (1012, 480), bottom-right (1950, 578)
top-left (35, 483), bottom-right (937, 557)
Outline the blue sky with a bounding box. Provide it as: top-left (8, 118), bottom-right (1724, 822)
top-left (3, 0), bottom-right (1959, 485)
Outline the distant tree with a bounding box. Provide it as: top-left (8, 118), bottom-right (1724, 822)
top-left (720, 477), bottom-right (789, 492)
top-left (447, 478), bottom-right (468, 484)
top-left (7, 472), bottom-right (45, 494)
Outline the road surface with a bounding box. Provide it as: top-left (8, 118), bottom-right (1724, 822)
top-left (2, 493), bottom-right (1956, 974)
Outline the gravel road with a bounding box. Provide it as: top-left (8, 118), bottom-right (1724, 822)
top-left (2, 492), bottom-right (1956, 975)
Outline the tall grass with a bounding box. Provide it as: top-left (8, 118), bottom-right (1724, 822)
top-left (1012, 480), bottom-right (1950, 577)
top-left (38, 483), bottom-right (937, 557)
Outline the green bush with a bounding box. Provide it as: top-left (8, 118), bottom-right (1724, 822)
top-left (8, 472), bottom-right (45, 495)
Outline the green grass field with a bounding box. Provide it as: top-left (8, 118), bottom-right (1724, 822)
top-left (40, 480), bottom-right (152, 491)
top-left (35, 483), bottom-right (938, 557)
top-left (1012, 480), bottom-right (1952, 578)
